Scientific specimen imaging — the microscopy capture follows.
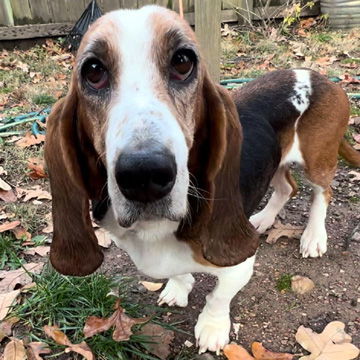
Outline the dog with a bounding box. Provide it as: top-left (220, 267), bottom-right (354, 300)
top-left (44, 5), bottom-right (360, 354)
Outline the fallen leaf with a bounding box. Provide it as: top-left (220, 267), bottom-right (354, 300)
top-left (0, 262), bottom-right (44, 293)
top-left (0, 177), bottom-right (11, 191)
top-left (27, 342), bottom-right (51, 360)
top-left (3, 338), bottom-right (27, 360)
top-left (291, 275), bottom-right (315, 295)
top-left (0, 221), bottom-right (21, 233)
top-left (137, 323), bottom-right (174, 360)
top-left (251, 342), bottom-right (293, 359)
top-left (349, 171), bottom-right (360, 182)
top-left (300, 17), bottom-right (316, 29)
top-left (95, 228), bottom-right (112, 248)
top-left (0, 290), bottom-right (21, 321)
top-left (15, 60), bottom-right (29, 73)
top-left (0, 189), bottom-right (17, 203)
top-left (44, 325), bottom-right (94, 360)
top-left (23, 246), bottom-right (50, 257)
top-left (0, 167), bottom-right (7, 176)
top-left (315, 56), bottom-right (337, 66)
top-left (224, 343), bottom-right (255, 360)
top-left (17, 186), bottom-right (51, 202)
top-left (139, 281), bottom-right (164, 292)
top-left (354, 144), bottom-right (360, 150)
top-left (340, 74), bottom-right (360, 84)
top-left (11, 226), bottom-right (31, 241)
top-left (84, 299), bottom-right (148, 341)
top-left (296, 321), bottom-right (360, 360)
top-left (27, 158), bottom-right (47, 179)
top-left (15, 133), bottom-right (45, 148)
top-left (353, 133), bottom-right (360, 143)
top-left (265, 221), bottom-right (303, 244)
top-left (0, 317), bottom-right (19, 341)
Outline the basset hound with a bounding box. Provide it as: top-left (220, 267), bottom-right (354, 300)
top-left (44, 5), bottom-right (360, 354)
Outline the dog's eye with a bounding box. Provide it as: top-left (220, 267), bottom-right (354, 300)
top-left (170, 49), bottom-right (196, 82)
top-left (82, 59), bottom-right (109, 90)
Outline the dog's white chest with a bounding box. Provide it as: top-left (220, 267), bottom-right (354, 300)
top-left (103, 212), bottom-right (205, 278)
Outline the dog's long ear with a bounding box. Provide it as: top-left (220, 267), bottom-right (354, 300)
top-left (177, 72), bottom-right (258, 267)
top-left (44, 85), bottom-right (106, 276)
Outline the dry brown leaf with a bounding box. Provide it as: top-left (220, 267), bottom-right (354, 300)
top-left (0, 221), bottom-right (21, 233)
top-left (15, 133), bottom-right (45, 148)
top-left (41, 214), bottom-right (53, 234)
top-left (296, 321), bottom-right (360, 360)
top-left (315, 56), bottom-right (337, 66)
top-left (224, 343), bottom-right (255, 360)
top-left (139, 281), bottom-right (164, 292)
top-left (349, 171), bottom-right (360, 182)
top-left (300, 17), bottom-right (316, 29)
top-left (251, 342), bottom-right (293, 359)
top-left (0, 262), bottom-right (44, 293)
top-left (0, 177), bottom-right (11, 191)
top-left (3, 338), bottom-right (27, 360)
top-left (0, 317), bottom-right (19, 342)
top-left (291, 276), bottom-right (315, 295)
top-left (65, 342), bottom-right (94, 360)
top-left (23, 246), bottom-right (50, 257)
top-left (27, 342), bottom-right (51, 360)
top-left (0, 290), bottom-right (21, 321)
top-left (95, 228), bottom-right (112, 248)
top-left (11, 227), bottom-right (31, 241)
top-left (265, 221), bottom-right (303, 244)
top-left (84, 299), bottom-right (148, 341)
top-left (340, 74), bottom-right (360, 84)
top-left (17, 186), bottom-right (51, 202)
top-left (354, 144), bottom-right (360, 150)
top-left (0, 189), bottom-right (17, 203)
top-left (27, 158), bottom-right (47, 179)
top-left (44, 325), bottom-right (94, 360)
top-left (137, 323), bottom-right (174, 360)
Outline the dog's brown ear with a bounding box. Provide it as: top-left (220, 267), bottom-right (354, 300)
top-left (44, 86), bottom-right (105, 276)
top-left (177, 73), bottom-right (258, 267)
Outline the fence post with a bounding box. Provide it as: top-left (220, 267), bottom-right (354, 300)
top-left (0, 0), bottom-right (14, 26)
top-left (195, 0), bottom-right (221, 83)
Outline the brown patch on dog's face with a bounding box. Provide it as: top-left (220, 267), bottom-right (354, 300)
top-left (149, 10), bottom-right (204, 148)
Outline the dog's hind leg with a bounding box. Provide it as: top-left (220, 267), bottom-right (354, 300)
top-left (195, 255), bottom-right (255, 354)
top-left (250, 166), bottom-right (297, 233)
top-left (157, 274), bottom-right (195, 307)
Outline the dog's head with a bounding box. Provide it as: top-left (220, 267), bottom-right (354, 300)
top-left (45, 6), bottom-right (258, 276)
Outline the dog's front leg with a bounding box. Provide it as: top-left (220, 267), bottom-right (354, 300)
top-left (157, 274), bottom-right (195, 307)
top-left (195, 255), bottom-right (255, 355)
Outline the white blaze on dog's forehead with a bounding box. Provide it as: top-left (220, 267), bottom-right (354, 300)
top-left (290, 69), bottom-right (312, 115)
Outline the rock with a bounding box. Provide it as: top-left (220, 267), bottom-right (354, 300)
top-left (291, 275), bottom-right (315, 295)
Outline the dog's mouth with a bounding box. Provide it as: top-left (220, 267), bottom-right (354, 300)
top-left (116, 197), bottom-right (184, 228)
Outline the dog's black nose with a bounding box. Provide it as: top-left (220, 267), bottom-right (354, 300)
top-left (115, 148), bottom-right (177, 203)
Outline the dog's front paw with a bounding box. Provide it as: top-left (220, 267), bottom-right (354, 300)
top-left (250, 211), bottom-right (275, 234)
top-left (195, 309), bottom-right (230, 355)
top-left (157, 275), bottom-right (194, 307)
top-left (300, 226), bottom-right (327, 258)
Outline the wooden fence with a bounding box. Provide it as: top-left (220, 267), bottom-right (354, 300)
top-left (0, 0), bottom-right (320, 37)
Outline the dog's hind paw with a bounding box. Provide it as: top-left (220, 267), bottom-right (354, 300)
top-left (195, 309), bottom-right (230, 355)
top-left (157, 274), bottom-right (194, 307)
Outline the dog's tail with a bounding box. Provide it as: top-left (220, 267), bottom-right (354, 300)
top-left (339, 138), bottom-right (360, 167)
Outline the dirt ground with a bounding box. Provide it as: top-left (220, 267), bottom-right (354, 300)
top-left (99, 159), bottom-right (360, 359)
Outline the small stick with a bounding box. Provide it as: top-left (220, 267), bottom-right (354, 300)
top-left (179, 0), bottom-right (184, 19)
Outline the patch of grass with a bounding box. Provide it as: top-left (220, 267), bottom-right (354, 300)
top-left (349, 196), bottom-right (360, 204)
top-left (345, 127), bottom-right (356, 145)
top-left (13, 269), bottom-right (167, 360)
top-left (341, 58), bottom-right (360, 64)
top-left (292, 169), bottom-right (303, 188)
top-left (312, 33), bottom-right (333, 43)
top-left (0, 234), bottom-right (25, 270)
top-left (32, 94), bottom-right (56, 106)
top-left (350, 105), bottom-right (360, 116)
top-left (4, 203), bottom-right (49, 234)
top-left (276, 273), bottom-right (293, 292)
